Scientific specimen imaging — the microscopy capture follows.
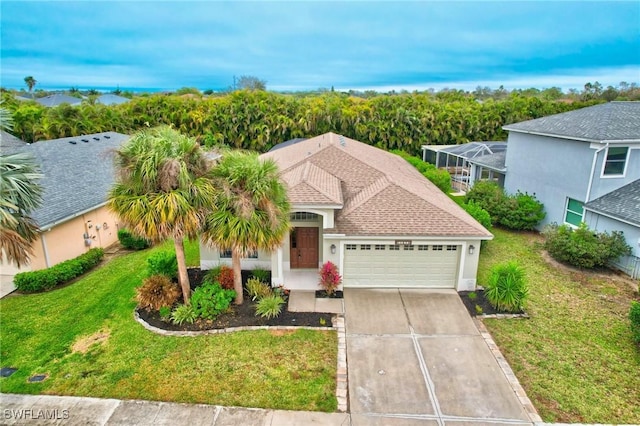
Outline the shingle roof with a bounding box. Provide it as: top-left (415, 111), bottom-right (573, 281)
top-left (36, 94), bottom-right (82, 107)
top-left (262, 133), bottom-right (492, 238)
top-left (96, 94), bottom-right (131, 106)
top-left (0, 131), bottom-right (28, 154)
top-left (282, 162), bottom-right (343, 205)
top-left (503, 101), bottom-right (640, 143)
top-left (584, 179), bottom-right (640, 227)
top-left (469, 151), bottom-right (506, 172)
top-left (11, 132), bottom-right (129, 228)
top-left (268, 138), bottom-right (307, 152)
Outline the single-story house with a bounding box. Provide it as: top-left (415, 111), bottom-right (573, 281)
top-left (421, 142), bottom-right (507, 192)
top-left (201, 132), bottom-right (493, 291)
top-left (35, 94), bottom-right (83, 107)
top-left (96, 94), bottom-right (131, 106)
top-left (1, 132), bottom-right (129, 273)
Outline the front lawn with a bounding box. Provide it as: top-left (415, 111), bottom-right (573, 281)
top-left (0, 241), bottom-right (337, 412)
top-left (478, 228), bottom-right (640, 423)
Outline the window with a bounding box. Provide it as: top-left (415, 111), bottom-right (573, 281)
top-left (432, 245), bottom-right (443, 251)
top-left (375, 244), bottom-right (385, 250)
top-left (603, 147), bottom-right (628, 176)
top-left (565, 198), bottom-right (584, 226)
top-left (360, 244), bottom-right (371, 250)
top-left (403, 245), bottom-right (414, 251)
top-left (417, 245), bottom-right (428, 251)
top-left (446, 245), bottom-right (457, 251)
top-left (346, 244), bottom-right (357, 250)
top-left (247, 250), bottom-right (258, 259)
top-left (220, 249), bottom-right (232, 258)
top-left (389, 245), bottom-right (400, 251)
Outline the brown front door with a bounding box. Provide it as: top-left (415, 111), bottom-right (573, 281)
top-left (290, 227), bottom-right (319, 269)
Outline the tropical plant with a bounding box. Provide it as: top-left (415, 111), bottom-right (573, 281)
top-left (171, 303), bottom-right (197, 325)
top-left (0, 152), bottom-right (43, 267)
top-left (202, 151), bottom-right (290, 304)
top-left (319, 261), bottom-right (342, 295)
top-left (190, 282), bottom-right (236, 320)
top-left (117, 228), bottom-right (151, 250)
top-left (251, 268), bottom-right (269, 282)
top-left (146, 251), bottom-right (178, 279)
top-left (107, 126), bottom-right (216, 302)
top-left (136, 274), bottom-right (181, 312)
top-left (484, 261), bottom-right (528, 313)
top-left (158, 305), bottom-right (172, 321)
top-left (246, 277), bottom-right (272, 301)
top-left (24, 76), bottom-right (37, 98)
top-left (255, 294), bottom-right (285, 319)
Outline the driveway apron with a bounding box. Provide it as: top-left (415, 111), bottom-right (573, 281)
top-left (345, 288), bottom-right (532, 426)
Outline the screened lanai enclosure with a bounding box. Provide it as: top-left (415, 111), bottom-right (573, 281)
top-left (421, 142), bottom-right (507, 193)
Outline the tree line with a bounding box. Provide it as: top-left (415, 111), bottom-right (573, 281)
top-left (2, 90), bottom-right (602, 155)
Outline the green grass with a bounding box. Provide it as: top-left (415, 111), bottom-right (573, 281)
top-left (479, 228), bottom-right (640, 423)
top-left (0, 240), bottom-right (337, 412)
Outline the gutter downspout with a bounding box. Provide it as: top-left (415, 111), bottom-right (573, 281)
top-left (41, 232), bottom-right (51, 268)
top-left (585, 143), bottom-right (608, 203)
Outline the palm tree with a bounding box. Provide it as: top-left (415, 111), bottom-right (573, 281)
top-left (0, 153), bottom-right (43, 267)
top-left (108, 126), bottom-right (216, 302)
top-left (202, 151), bottom-right (290, 305)
top-left (24, 76), bottom-right (37, 99)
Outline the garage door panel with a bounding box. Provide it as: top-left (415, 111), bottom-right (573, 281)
top-left (344, 244), bottom-right (459, 288)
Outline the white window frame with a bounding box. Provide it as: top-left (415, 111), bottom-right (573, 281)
top-left (601, 146), bottom-right (629, 178)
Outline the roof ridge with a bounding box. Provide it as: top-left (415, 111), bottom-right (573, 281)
top-left (340, 175), bottom-right (390, 216)
top-left (302, 162), bottom-right (343, 204)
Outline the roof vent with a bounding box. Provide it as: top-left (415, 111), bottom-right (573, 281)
top-left (81, 139), bottom-right (89, 143)
top-left (69, 140), bottom-right (77, 145)
top-left (104, 135), bottom-right (111, 139)
top-left (339, 136), bottom-right (346, 147)
top-left (93, 137), bottom-right (100, 141)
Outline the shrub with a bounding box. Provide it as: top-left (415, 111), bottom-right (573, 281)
top-left (190, 282), bottom-right (236, 320)
top-left (251, 268), bottom-right (269, 283)
top-left (543, 223), bottom-right (632, 269)
top-left (462, 201), bottom-right (492, 231)
top-left (117, 228), bottom-right (150, 250)
top-left (147, 251), bottom-right (178, 279)
top-left (136, 274), bottom-right (181, 311)
top-left (465, 181), bottom-right (505, 222)
top-left (630, 301), bottom-right (640, 345)
top-left (392, 150), bottom-right (451, 193)
top-left (159, 306), bottom-right (171, 321)
top-left (255, 294), bottom-right (285, 319)
top-left (14, 248), bottom-right (104, 292)
top-left (319, 261), bottom-right (342, 295)
top-left (246, 277), bottom-right (272, 301)
top-left (484, 261), bottom-right (528, 313)
top-left (498, 191), bottom-right (545, 231)
top-left (171, 304), bottom-right (197, 325)
top-left (204, 265), bottom-right (235, 290)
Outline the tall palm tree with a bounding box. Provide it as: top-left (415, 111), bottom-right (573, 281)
top-left (24, 76), bottom-right (37, 99)
top-left (202, 151), bottom-right (290, 305)
top-left (108, 126), bottom-right (216, 302)
top-left (0, 153), bottom-right (43, 267)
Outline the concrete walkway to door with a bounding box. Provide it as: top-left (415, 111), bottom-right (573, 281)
top-left (344, 288), bottom-right (534, 426)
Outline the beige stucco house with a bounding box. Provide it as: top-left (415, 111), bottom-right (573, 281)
top-left (201, 132), bottom-right (493, 291)
top-left (1, 131), bottom-right (129, 275)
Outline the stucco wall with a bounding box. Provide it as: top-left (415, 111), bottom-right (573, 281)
top-left (30, 205), bottom-right (120, 270)
top-left (590, 146), bottom-right (640, 200)
top-left (199, 244), bottom-right (272, 271)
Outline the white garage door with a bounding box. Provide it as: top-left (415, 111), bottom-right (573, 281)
top-left (343, 243), bottom-right (460, 288)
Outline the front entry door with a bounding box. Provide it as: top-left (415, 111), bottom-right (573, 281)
top-left (290, 227), bottom-right (319, 269)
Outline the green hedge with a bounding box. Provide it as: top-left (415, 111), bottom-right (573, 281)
top-left (14, 248), bottom-right (104, 292)
top-left (392, 150), bottom-right (452, 193)
top-left (117, 229), bottom-right (151, 250)
top-left (630, 301), bottom-right (640, 345)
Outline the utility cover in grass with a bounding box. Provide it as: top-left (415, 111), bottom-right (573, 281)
top-left (0, 367), bottom-right (17, 377)
top-left (28, 374), bottom-right (47, 382)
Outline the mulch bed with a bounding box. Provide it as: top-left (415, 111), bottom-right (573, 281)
top-left (136, 268), bottom-right (334, 332)
top-left (315, 290), bottom-right (343, 299)
top-left (458, 289), bottom-right (524, 316)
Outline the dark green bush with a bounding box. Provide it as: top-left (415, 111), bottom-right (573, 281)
top-left (462, 201), bottom-right (492, 230)
top-left (190, 282), bottom-right (236, 320)
top-left (14, 248), bottom-right (104, 292)
top-left (392, 150), bottom-right (452, 193)
top-left (465, 181), bottom-right (505, 222)
top-left (543, 223), bottom-right (632, 269)
top-left (485, 261), bottom-right (528, 313)
top-left (251, 268), bottom-right (269, 283)
top-left (147, 251), bottom-right (178, 279)
top-left (630, 301), bottom-right (640, 345)
top-left (117, 229), bottom-right (150, 250)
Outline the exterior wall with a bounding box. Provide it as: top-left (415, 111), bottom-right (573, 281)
top-left (30, 205), bottom-right (120, 270)
top-left (584, 210), bottom-right (640, 278)
top-left (589, 145), bottom-right (640, 200)
top-left (459, 239), bottom-right (482, 291)
top-left (504, 133), bottom-right (597, 228)
top-left (199, 244), bottom-right (272, 271)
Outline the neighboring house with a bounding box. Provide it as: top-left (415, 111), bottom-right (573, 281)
top-left (36, 94), bottom-right (82, 107)
top-left (1, 132), bottom-right (130, 273)
top-left (201, 132), bottom-right (493, 291)
top-left (503, 101), bottom-right (640, 278)
top-left (422, 141), bottom-right (507, 192)
top-left (96, 94), bottom-right (131, 106)
top-left (0, 130), bottom-right (27, 154)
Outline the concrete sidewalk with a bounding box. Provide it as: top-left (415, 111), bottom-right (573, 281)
top-left (0, 394), bottom-right (350, 425)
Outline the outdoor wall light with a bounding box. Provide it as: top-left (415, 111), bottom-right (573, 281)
top-left (468, 245), bottom-right (475, 255)
top-left (330, 244), bottom-right (337, 254)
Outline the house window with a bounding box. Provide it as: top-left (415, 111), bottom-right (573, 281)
top-left (603, 147), bottom-right (628, 176)
top-left (290, 212), bottom-right (319, 221)
top-left (403, 245), bottom-right (414, 251)
top-left (446, 245), bottom-right (457, 251)
top-left (360, 244), bottom-right (371, 250)
top-left (220, 249), bottom-right (232, 258)
top-left (345, 244), bottom-right (357, 250)
top-left (389, 245), bottom-right (400, 251)
top-left (247, 250), bottom-right (258, 259)
top-left (375, 244), bottom-right (385, 250)
top-left (417, 245), bottom-right (428, 251)
top-left (564, 198), bottom-right (584, 226)
top-left (432, 245), bottom-right (443, 251)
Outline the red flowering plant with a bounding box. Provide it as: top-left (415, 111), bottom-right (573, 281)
top-left (319, 261), bottom-right (342, 295)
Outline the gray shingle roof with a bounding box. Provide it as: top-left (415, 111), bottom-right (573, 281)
top-left (36, 94), bottom-right (82, 107)
top-left (469, 151), bottom-right (506, 172)
top-left (0, 131), bottom-right (28, 154)
top-left (503, 101), bottom-right (640, 143)
top-left (268, 138), bottom-right (307, 152)
top-left (96, 94), bottom-right (130, 106)
top-left (584, 179), bottom-right (640, 227)
top-left (11, 132), bottom-right (129, 228)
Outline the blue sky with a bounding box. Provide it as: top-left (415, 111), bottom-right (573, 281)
top-left (1, 1), bottom-right (639, 92)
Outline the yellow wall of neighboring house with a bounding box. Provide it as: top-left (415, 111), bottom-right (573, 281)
top-left (29, 205), bottom-right (121, 270)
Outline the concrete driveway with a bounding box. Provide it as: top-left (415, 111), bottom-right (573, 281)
top-left (344, 288), bottom-right (532, 426)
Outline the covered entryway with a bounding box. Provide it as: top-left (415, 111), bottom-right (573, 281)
top-left (290, 227), bottom-right (319, 269)
top-left (343, 243), bottom-right (460, 288)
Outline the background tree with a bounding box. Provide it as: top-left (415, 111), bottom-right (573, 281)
top-left (24, 76), bottom-right (37, 98)
top-left (108, 126), bottom-right (216, 302)
top-left (202, 151), bottom-right (290, 304)
top-left (237, 75), bottom-right (267, 91)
